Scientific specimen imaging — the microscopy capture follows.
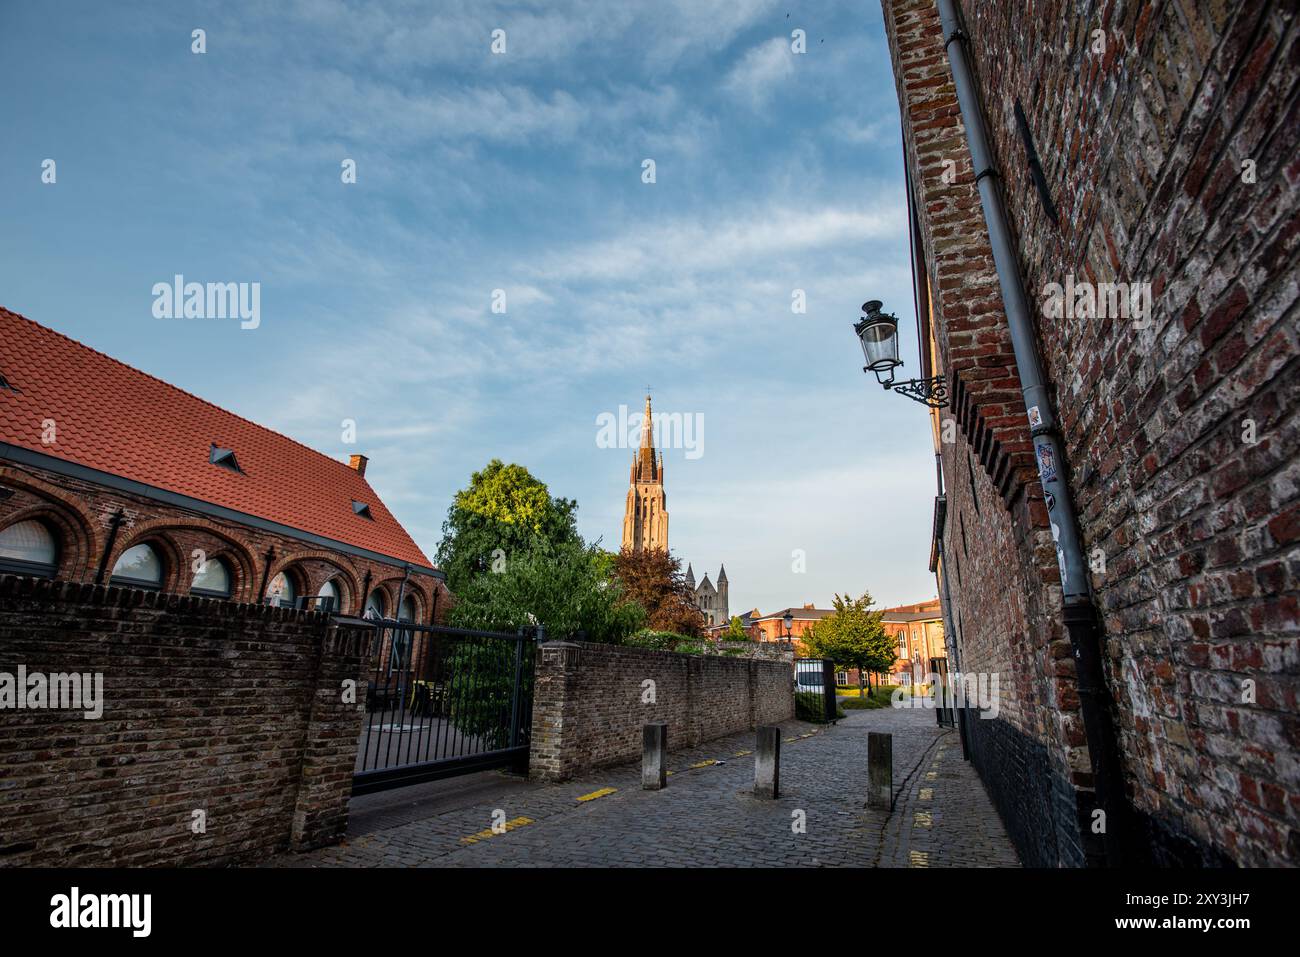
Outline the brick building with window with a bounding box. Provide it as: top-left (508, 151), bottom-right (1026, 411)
top-left (0, 307), bottom-right (445, 622)
top-left (881, 599), bottom-right (945, 687)
top-left (880, 0), bottom-right (1298, 867)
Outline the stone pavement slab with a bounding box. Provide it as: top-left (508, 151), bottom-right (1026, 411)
top-left (266, 706), bottom-right (1018, 868)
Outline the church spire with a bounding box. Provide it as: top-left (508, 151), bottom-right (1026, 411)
top-left (640, 394), bottom-right (653, 449)
top-left (621, 392), bottom-right (668, 552)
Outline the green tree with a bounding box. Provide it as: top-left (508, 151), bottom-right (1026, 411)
top-left (801, 592), bottom-right (894, 697)
top-left (436, 459), bottom-right (581, 593)
top-left (724, 616), bottom-right (750, 641)
top-left (447, 542), bottom-right (644, 643)
top-left (444, 542), bottom-right (646, 738)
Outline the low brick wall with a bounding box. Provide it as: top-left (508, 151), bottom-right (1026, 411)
top-left (0, 576), bottom-right (371, 866)
top-left (529, 641), bottom-right (794, 781)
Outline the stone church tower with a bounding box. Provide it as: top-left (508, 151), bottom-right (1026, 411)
top-left (686, 563), bottom-right (730, 627)
top-left (621, 395), bottom-right (669, 552)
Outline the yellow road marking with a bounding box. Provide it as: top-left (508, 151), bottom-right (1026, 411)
top-left (461, 816), bottom-right (533, 844)
top-left (914, 811), bottom-right (933, 828)
top-left (784, 737), bottom-right (797, 743)
top-left (688, 759), bottom-right (719, 769)
top-left (910, 850), bottom-right (930, 868)
top-left (925, 771), bottom-right (937, 781)
top-left (734, 750), bottom-right (752, 757)
top-left (576, 787), bottom-right (617, 802)
top-left (920, 788), bottom-right (933, 800)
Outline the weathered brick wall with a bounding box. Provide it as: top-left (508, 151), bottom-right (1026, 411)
top-left (883, 0), bottom-right (1094, 867)
top-left (0, 575), bottom-right (371, 866)
top-left (883, 0), bottom-right (1298, 865)
top-left (0, 461), bottom-right (446, 622)
top-left (528, 641), bottom-right (794, 782)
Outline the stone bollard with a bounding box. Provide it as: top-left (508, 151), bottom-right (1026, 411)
top-left (754, 726), bottom-right (781, 799)
top-left (868, 731), bottom-right (893, 809)
top-left (642, 722), bottom-right (668, 790)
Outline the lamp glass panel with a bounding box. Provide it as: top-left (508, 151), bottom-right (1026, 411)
top-left (859, 318), bottom-right (900, 370)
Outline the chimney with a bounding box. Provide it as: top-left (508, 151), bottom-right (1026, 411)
top-left (803, 602), bottom-right (815, 609)
top-left (348, 454), bottom-right (369, 477)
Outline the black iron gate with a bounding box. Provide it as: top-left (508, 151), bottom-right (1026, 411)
top-left (353, 620), bottom-right (537, 796)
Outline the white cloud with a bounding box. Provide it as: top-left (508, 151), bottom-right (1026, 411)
top-left (723, 37), bottom-right (796, 107)
top-left (529, 203), bottom-right (902, 284)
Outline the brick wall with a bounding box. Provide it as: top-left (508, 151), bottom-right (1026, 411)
top-left (528, 641), bottom-right (794, 782)
top-left (0, 575), bottom-right (371, 866)
top-left (882, 0), bottom-right (1298, 865)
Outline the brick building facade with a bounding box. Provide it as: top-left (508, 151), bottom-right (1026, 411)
top-left (881, 0), bottom-right (1298, 866)
top-left (882, 600), bottom-right (946, 686)
top-left (0, 308), bottom-right (446, 622)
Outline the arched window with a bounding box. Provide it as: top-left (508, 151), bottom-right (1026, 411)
top-left (399, 595), bottom-right (417, 623)
top-left (266, 571), bottom-right (297, 608)
top-left (111, 543), bottom-right (163, 589)
top-left (365, 590), bottom-right (387, 620)
top-left (191, 556), bottom-right (232, 597)
top-left (0, 520), bottom-right (59, 578)
top-left (317, 579), bottom-right (340, 613)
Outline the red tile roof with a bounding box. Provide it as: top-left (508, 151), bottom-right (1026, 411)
top-left (0, 307), bottom-right (434, 570)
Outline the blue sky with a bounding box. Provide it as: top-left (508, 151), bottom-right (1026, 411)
top-left (0, 0), bottom-right (940, 615)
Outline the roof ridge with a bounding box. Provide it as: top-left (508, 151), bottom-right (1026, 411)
top-left (0, 306), bottom-right (369, 486)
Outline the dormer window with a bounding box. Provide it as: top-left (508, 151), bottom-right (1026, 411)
top-left (209, 444), bottom-right (243, 473)
top-left (352, 501), bottom-right (373, 520)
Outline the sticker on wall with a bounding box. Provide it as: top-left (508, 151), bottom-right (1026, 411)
top-left (1028, 405), bottom-right (1043, 429)
top-left (1036, 444), bottom-right (1057, 483)
top-left (1044, 489), bottom-right (1057, 512)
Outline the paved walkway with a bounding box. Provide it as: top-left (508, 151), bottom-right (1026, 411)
top-left (268, 706), bottom-right (1019, 868)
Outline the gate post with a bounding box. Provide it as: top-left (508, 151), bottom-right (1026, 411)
top-left (508, 627), bottom-right (526, 749)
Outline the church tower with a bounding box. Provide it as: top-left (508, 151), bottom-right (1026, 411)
top-left (621, 395), bottom-right (669, 552)
top-left (717, 564), bottom-right (729, 623)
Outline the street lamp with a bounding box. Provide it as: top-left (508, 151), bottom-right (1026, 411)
top-left (853, 300), bottom-right (949, 408)
top-left (782, 611), bottom-right (794, 649)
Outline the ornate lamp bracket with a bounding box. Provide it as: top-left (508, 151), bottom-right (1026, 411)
top-left (887, 376), bottom-right (949, 409)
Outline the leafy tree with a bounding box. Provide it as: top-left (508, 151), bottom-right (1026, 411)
top-left (447, 542), bottom-right (644, 643)
top-left (801, 592), bottom-right (894, 697)
top-left (724, 616), bottom-right (750, 641)
top-left (611, 547), bottom-right (706, 638)
top-left (436, 459), bottom-right (581, 593)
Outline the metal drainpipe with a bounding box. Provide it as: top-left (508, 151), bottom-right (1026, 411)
top-left (937, 0), bottom-right (1126, 866)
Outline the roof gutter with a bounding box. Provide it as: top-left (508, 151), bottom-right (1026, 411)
top-left (937, 0), bottom-right (1126, 866)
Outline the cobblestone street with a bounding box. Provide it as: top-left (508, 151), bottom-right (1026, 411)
top-left (269, 706), bottom-right (1019, 868)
